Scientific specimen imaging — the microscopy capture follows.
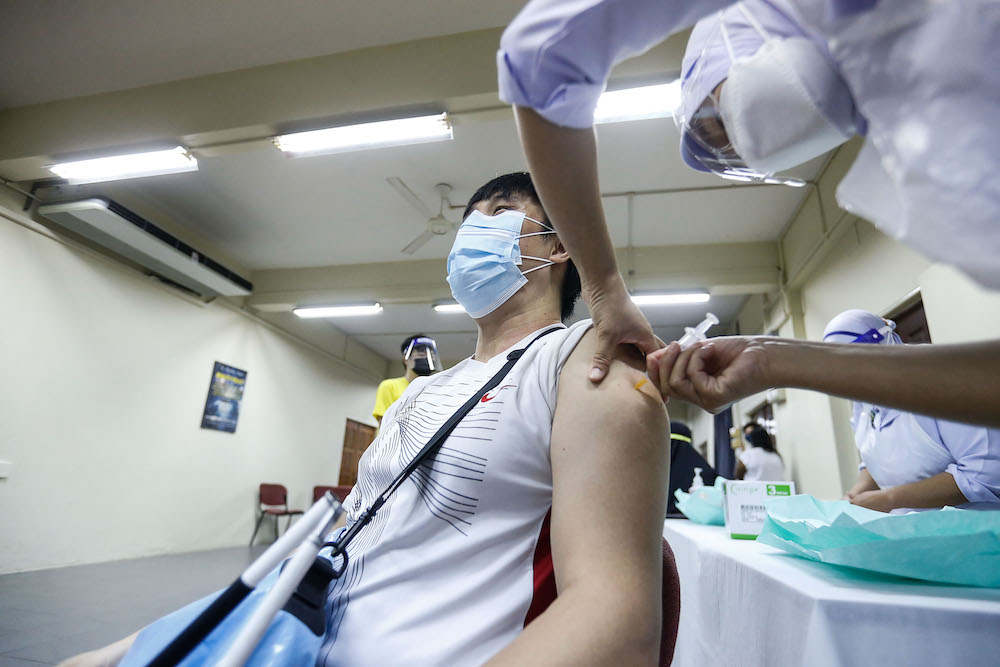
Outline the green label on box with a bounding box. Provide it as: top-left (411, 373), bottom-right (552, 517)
top-left (766, 484), bottom-right (792, 496)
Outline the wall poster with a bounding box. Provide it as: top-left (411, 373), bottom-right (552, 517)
top-left (201, 361), bottom-right (248, 433)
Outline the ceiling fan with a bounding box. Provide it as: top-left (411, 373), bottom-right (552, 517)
top-left (388, 177), bottom-right (464, 255)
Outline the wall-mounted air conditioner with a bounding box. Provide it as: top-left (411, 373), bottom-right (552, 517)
top-left (37, 198), bottom-right (252, 298)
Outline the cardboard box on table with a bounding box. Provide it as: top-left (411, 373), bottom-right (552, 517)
top-left (723, 480), bottom-right (796, 539)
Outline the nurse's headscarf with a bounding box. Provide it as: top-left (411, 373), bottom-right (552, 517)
top-left (822, 309), bottom-right (902, 345)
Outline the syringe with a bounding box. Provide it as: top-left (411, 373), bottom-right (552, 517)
top-left (676, 312), bottom-right (719, 349)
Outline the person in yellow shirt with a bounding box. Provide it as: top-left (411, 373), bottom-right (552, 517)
top-left (373, 334), bottom-right (441, 425)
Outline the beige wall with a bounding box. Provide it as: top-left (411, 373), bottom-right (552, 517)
top-left (0, 202), bottom-right (380, 573)
top-left (733, 218), bottom-right (1000, 499)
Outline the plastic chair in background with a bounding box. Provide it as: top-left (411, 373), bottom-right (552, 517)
top-left (250, 483), bottom-right (304, 546)
top-left (312, 485), bottom-right (353, 504)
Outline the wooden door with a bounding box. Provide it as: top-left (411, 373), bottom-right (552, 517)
top-left (339, 418), bottom-right (377, 486)
top-left (889, 298), bottom-right (932, 344)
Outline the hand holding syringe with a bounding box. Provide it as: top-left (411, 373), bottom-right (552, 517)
top-left (676, 312), bottom-right (719, 350)
top-left (635, 313), bottom-right (719, 393)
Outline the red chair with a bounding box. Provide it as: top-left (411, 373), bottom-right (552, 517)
top-left (313, 485), bottom-right (354, 504)
top-left (527, 528), bottom-right (681, 665)
top-left (250, 483), bottom-right (304, 546)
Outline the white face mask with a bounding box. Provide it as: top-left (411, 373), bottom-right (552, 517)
top-left (717, 7), bottom-right (853, 174)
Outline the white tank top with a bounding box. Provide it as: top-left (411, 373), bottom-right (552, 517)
top-left (318, 321), bottom-right (591, 666)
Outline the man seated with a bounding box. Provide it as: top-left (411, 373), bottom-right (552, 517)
top-left (63, 172), bottom-right (670, 666)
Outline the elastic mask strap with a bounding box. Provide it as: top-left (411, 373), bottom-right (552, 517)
top-left (721, 5), bottom-right (771, 64)
top-left (518, 217), bottom-right (556, 274)
top-left (517, 230), bottom-right (555, 240)
top-left (737, 3), bottom-right (771, 43)
top-left (720, 18), bottom-right (736, 62)
top-left (520, 255), bottom-right (554, 275)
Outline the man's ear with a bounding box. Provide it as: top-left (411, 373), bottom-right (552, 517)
top-left (548, 236), bottom-right (571, 265)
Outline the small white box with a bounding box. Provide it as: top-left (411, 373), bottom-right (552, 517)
top-left (723, 480), bottom-right (796, 539)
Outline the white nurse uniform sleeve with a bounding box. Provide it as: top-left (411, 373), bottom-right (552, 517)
top-left (923, 416), bottom-right (1000, 505)
top-left (497, 0), bottom-right (733, 129)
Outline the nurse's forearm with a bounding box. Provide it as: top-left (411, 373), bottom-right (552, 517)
top-left (513, 107), bottom-right (622, 292)
top-left (846, 469), bottom-right (879, 498)
top-left (885, 472), bottom-right (968, 510)
top-left (765, 338), bottom-right (1000, 427)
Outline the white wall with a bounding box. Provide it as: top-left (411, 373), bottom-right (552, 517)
top-left (920, 263), bottom-right (1000, 344)
top-left (0, 205), bottom-right (380, 573)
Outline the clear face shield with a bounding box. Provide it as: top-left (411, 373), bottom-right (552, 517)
top-left (404, 337), bottom-right (441, 376)
top-left (677, 5), bottom-right (852, 187)
top-left (680, 90), bottom-right (781, 184)
top-left (677, 10), bottom-right (779, 183)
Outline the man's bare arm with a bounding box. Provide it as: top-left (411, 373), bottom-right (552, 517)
top-left (57, 632), bottom-right (138, 667)
top-left (487, 330), bottom-right (669, 666)
top-left (513, 107), bottom-right (661, 382)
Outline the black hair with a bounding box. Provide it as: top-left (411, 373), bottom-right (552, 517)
top-left (669, 421), bottom-right (692, 442)
top-left (463, 172), bottom-right (582, 321)
top-left (744, 424), bottom-right (778, 454)
top-left (743, 422), bottom-right (758, 432)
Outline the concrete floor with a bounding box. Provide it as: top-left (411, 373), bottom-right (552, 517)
top-left (0, 546), bottom-right (266, 665)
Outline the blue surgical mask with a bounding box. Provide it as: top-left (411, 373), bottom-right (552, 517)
top-left (446, 209), bottom-right (555, 318)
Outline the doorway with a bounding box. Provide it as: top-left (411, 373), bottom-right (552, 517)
top-left (339, 418), bottom-right (377, 486)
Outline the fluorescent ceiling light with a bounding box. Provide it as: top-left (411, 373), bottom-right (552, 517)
top-left (593, 81), bottom-right (681, 124)
top-left (48, 146), bottom-right (197, 184)
top-left (433, 303), bottom-right (466, 314)
top-left (275, 113), bottom-right (453, 156)
top-left (293, 303), bottom-right (383, 318)
top-left (631, 292), bottom-right (710, 306)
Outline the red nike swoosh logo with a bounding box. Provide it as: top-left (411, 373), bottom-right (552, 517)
top-left (481, 384), bottom-right (516, 403)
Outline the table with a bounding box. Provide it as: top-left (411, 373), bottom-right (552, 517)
top-left (663, 519), bottom-right (1000, 666)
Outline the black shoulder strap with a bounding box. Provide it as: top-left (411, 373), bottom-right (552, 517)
top-left (328, 326), bottom-right (562, 558)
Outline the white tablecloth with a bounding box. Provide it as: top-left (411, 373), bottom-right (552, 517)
top-left (664, 519), bottom-right (1000, 666)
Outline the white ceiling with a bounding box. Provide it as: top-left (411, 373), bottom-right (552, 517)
top-left (9, 1), bottom-right (830, 365)
top-left (90, 117), bottom-right (822, 269)
top-left (0, 0), bottom-right (527, 109)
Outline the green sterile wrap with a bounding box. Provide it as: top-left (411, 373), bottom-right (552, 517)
top-left (757, 495), bottom-right (1000, 587)
top-left (674, 477), bottom-right (726, 525)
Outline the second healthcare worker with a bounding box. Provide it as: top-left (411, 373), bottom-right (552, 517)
top-left (823, 310), bottom-right (1000, 513)
top-left (497, 0), bottom-right (1000, 427)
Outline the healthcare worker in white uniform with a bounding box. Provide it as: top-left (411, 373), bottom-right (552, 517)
top-left (823, 309), bottom-right (1000, 513)
top-left (735, 424), bottom-right (786, 482)
top-left (676, 0), bottom-right (999, 288)
top-left (498, 0), bottom-right (1000, 429)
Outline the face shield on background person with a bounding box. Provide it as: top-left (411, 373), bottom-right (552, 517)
top-left (822, 309), bottom-right (902, 346)
top-left (677, 1), bottom-right (859, 185)
top-left (405, 337), bottom-right (442, 376)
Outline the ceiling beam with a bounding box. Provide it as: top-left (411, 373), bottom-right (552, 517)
top-left (245, 240), bottom-right (779, 312)
top-left (0, 28), bottom-right (690, 180)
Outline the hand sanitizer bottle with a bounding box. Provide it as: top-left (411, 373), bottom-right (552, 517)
top-left (690, 467), bottom-right (705, 492)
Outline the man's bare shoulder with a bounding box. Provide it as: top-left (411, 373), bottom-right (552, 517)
top-left (558, 328), bottom-right (665, 417)
top-left (564, 328), bottom-right (651, 389)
